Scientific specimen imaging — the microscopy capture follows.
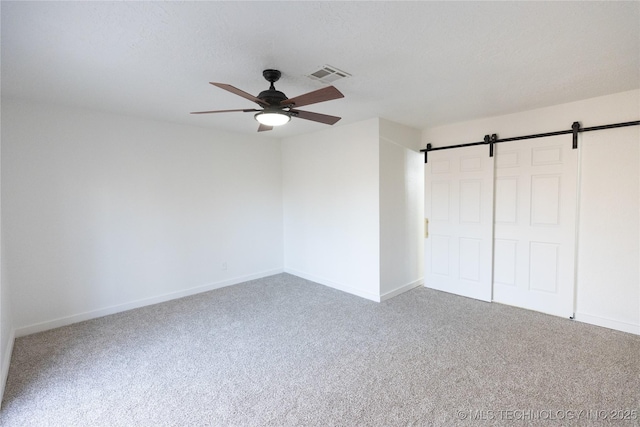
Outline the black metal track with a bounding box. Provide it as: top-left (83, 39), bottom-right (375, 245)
top-left (582, 120), bottom-right (640, 132)
top-left (421, 120), bottom-right (640, 163)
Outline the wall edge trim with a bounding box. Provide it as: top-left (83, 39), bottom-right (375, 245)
top-left (0, 328), bottom-right (16, 408)
top-left (574, 312), bottom-right (640, 335)
top-left (380, 278), bottom-right (424, 302)
top-left (14, 268), bottom-right (284, 337)
top-left (284, 268), bottom-right (380, 302)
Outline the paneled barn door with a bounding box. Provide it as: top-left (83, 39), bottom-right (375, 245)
top-left (424, 145), bottom-right (494, 302)
top-left (423, 120), bottom-right (638, 318)
top-left (424, 136), bottom-right (578, 317)
top-left (492, 136), bottom-right (578, 317)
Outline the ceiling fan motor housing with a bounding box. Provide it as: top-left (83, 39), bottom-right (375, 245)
top-left (258, 89), bottom-right (288, 106)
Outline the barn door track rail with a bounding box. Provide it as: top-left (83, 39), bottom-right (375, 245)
top-left (421, 120), bottom-right (640, 163)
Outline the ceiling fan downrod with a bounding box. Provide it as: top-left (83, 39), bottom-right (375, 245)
top-left (259, 69), bottom-right (287, 105)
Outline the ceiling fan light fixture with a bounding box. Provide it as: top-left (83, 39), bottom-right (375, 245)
top-left (254, 111), bottom-right (290, 127)
top-left (193, 70), bottom-right (344, 132)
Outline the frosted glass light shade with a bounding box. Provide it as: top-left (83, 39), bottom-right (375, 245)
top-left (255, 111), bottom-right (290, 126)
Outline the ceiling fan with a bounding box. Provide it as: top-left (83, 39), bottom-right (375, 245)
top-left (191, 69), bottom-right (344, 132)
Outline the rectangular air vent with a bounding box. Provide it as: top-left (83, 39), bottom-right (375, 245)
top-left (307, 65), bottom-right (351, 84)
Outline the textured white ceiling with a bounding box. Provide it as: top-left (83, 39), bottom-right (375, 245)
top-left (2, 1), bottom-right (639, 139)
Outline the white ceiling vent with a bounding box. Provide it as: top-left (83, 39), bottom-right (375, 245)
top-left (307, 65), bottom-right (351, 84)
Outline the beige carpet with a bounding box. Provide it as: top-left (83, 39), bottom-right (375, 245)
top-left (1, 273), bottom-right (639, 426)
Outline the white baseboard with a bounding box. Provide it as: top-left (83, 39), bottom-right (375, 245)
top-left (574, 312), bottom-right (640, 335)
top-left (380, 278), bottom-right (423, 302)
top-left (15, 268), bottom-right (284, 337)
top-left (0, 327), bottom-right (16, 408)
top-left (285, 268), bottom-right (381, 302)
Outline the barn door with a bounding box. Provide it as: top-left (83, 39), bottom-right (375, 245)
top-left (424, 146), bottom-right (494, 302)
top-left (492, 136), bottom-right (578, 317)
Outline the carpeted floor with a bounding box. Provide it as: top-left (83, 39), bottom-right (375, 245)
top-left (1, 273), bottom-right (639, 426)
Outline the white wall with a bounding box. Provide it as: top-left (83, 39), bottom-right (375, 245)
top-left (0, 113), bottom-right (16, 404)
top-left (282, 118), bottom-right (424, 302)
top-left (423, 89), bottom-right (640, 334)
top-left (577, 125), bottom-right (639, 333)
top-left (379, 119), bottom-right (424, 299)
top-left (282, 119), bottom-right (381, 301)
top-left (380, 118), bottom-right (424, 152)
top-left (2, 99), bottom-right (284, 336)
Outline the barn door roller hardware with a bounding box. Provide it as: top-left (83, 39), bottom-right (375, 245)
top-left (421, 120), bottom-right (640, 163)
top-left (484, 134), bottom-right (497, 157)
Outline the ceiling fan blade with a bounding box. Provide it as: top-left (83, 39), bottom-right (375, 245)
top-left (257, 124), bottom-right (273, 132)
top-left (281, 86), bottom-right (344, 108)
top-left (190, 109), bottom-right (259, 114)
top-left (210, 82), bottom-right (269, 106)
top-left (291, 109), bottom-right (341, 125)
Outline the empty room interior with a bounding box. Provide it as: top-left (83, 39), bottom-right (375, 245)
top-left (1, 2), bottom-right (639, 426)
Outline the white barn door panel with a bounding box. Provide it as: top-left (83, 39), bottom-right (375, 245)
top-left (424, 146), bottom-right (494, 302)
top-left (492, 137), bottom-right (578, 317)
